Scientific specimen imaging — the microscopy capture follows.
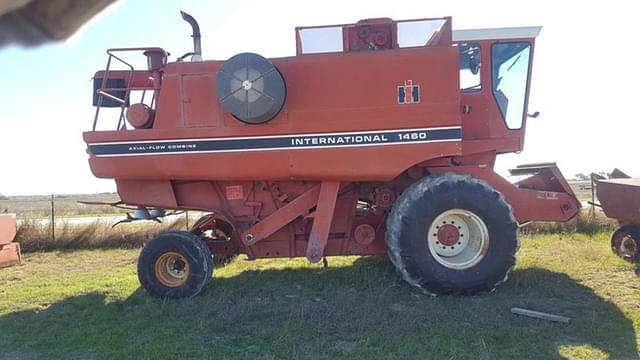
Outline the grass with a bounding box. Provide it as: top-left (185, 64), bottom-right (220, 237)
top-left (520, 208), bottom-right (618, 235)
top-left (0, 232), bottom-right (638, 359)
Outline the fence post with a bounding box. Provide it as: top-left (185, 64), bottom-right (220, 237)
top-left (50, 194), bottom-right (55, 241)
top-left (590, 176), bottom-right (596, 219)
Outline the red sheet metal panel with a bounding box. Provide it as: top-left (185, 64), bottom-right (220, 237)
top-left (0, 214), bottom-right (17, 245)
top-left (597, 178), bottom-right (640, 225)
top-left (84, 45), bottom-right (462, 182)
top-left (0, 242), bottom-right (21, 268)
top-left (428, 166), bottom-right (580, 223)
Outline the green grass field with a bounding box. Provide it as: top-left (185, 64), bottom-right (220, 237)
top-left (0, 232), bottom-right (638, 360)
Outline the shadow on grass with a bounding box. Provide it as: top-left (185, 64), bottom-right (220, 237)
top-left (0, 258), bottom-right (637, 359)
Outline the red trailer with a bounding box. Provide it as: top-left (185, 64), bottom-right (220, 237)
top-left (84, 13), bottom-right (580, 298)
top-left (596, 176), bottom-right (640, 260)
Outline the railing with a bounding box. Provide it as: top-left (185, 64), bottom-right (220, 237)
top-left (92, 47), bottom-right (167, 131)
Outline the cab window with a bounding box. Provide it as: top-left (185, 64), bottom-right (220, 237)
top-left (491, 42), bottom-right (532, 129)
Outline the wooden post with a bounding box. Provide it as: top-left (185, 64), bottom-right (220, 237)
top-left (511, 307), bottom-right (571, 323)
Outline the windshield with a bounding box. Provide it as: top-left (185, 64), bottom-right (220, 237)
top-left (491, 42), bottom-right (532, 129)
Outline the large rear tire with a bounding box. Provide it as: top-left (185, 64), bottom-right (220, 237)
top-left (386, 173), bottom-right (518, 295)
top-left (138, 231), bottom-right (213, 298)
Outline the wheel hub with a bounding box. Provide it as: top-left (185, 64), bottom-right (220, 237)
top-left (437, 224), bottom-right (460, 246)
top-left (429, 213), bottom-right (470, 257)
top-left (427, 209), bottom-right (489, 270)
top-left (154, 252), bottom-right (190, 288)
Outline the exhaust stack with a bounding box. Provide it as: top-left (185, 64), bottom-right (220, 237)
top-left (180, 11), bottom-right (202, 60)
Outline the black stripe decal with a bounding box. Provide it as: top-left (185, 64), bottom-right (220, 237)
top-left (89, 127), bottom-right (462, 157)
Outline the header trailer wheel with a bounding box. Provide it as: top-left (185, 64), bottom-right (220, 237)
top-left (611, 225), bottom-right (640, 261)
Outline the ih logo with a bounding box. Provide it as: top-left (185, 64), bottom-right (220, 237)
top-left (397, 80), bottom-right (420, 104)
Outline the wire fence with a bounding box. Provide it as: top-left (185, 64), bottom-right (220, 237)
top-left (0, 193), bottom-right (194, 242)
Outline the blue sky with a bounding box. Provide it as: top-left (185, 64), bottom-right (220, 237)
top-left (0, 0), bottom-right (638, 195)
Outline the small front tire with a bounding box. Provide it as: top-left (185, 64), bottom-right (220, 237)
top-left (138, 231), bottom-right (213, 298)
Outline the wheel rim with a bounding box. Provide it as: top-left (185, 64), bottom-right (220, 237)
top-left (427, 209), bottom-right (490, 270)
top-left (154, 252), bottom-right (190, 287)
top-left (618, 235), bottom-right (638, 258)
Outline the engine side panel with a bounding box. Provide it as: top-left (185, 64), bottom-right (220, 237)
top-left (85, 46), bottom-right (462, 182)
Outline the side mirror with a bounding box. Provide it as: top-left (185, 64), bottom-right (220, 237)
top-left (527, 111), bottom-right (540, 118)
top-left (469, 55), bottom-right (480, 75)
top-left (459, 43), bottom-right (481, 75)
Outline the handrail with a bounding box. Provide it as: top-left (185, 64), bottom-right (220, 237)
top-left (92, 47), bottom-right (166, 131)
top-left (96, 90), bottom-right (127, 104)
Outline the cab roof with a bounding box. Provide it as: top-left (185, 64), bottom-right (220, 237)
top-left (453, 27), bottom-right (542, 42)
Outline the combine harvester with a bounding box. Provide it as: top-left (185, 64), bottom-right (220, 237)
top-left (84, 13), bottom-right (580, 298)
top-left (0, 214), bottom-right (20, 268)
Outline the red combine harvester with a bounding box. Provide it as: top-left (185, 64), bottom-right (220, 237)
top-left (84, 12), bottom-right (580, 298)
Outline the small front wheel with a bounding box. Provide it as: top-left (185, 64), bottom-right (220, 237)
top-left (138, 231), bottom-right (213, 298)
top-left (611, 225), bottom-right (640, 261)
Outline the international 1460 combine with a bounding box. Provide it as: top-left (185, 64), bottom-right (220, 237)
top-left (84, 12), bottom-right (580, 298)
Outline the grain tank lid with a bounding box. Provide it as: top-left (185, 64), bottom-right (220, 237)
top-left (453, 26), bottom-right (541, 42)
top-left (295, 17), bottom-right (452, 55)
